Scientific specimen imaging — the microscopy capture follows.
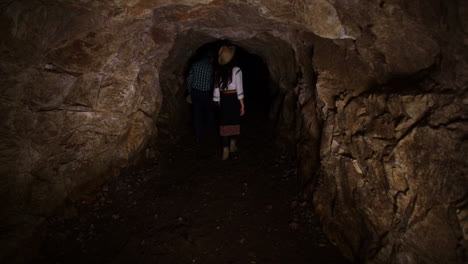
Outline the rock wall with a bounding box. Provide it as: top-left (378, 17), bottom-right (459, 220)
top-left (308, 1), bottom-right (467, 263)
top-left (316, 92), bottom-right (466, 263)
top-left (0, 1), bottom-right (164, 260)
top-left (0, 0), bottom-right (466, 263)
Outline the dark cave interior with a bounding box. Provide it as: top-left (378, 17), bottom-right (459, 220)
top-left (0, 1), bottom-right (466, 263)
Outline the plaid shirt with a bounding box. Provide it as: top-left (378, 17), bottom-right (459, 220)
top-left (187, 58), bottom-right (213, 92)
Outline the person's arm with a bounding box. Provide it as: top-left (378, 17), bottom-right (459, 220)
top-left (213, 86), bottom-right (220, 104)
top-left (239, 98), bottom-right (245, 116)
top-left (235, 68), bottom-right (245, 115)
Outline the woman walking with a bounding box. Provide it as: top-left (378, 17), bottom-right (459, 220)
top-left (213, 45), bottom-right (245, 160)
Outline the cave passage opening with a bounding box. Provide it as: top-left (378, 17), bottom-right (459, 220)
top-left (157, 32), bottom-right (305, 161)
top-left (180, 40), bottom-right (274, 138)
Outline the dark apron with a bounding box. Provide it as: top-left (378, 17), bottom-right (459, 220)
top-left (219, 91), bottom-right (240, 136)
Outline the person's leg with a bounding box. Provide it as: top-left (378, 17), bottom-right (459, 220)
top-left (221, 136), bottom-right (230, 160)
top-left (200, 105), bottom-right (207, 140)
top-left (191, 91), bottom-right (203, 142)
top-left (200, 91), bottom-right (215, 139)
top-left (230, 136), bottom-right (237, 152)
top-left (204, 91), bottom-right (215, 129)
top-left (206, 102), bottom-right (215, 133)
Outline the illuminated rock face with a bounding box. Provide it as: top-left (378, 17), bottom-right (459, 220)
top-left (0, 0), bottom-right (466, 263)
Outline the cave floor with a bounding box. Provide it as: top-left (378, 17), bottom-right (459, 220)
top-left (35, 109), bottom-right (349, 264)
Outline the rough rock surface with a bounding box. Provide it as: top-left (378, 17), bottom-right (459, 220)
top-left (0, 0), bottom-right (466, 263)
top-left (309, 2), bottom-right (467, 262)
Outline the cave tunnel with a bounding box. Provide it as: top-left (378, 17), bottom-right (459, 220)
top-left (0, 1), bottom-right (467, 264)
top-left (157, 37), bottom-right (277, 142)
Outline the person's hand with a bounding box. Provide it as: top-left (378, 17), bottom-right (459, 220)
top-left (240, 106), bottom-right (245, 116)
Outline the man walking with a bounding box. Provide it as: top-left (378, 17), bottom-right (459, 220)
top-left (186, 49), bottom-right (215, 143)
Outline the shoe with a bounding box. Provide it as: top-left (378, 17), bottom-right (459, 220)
top-left (222, 147), bottom-right (229, 160)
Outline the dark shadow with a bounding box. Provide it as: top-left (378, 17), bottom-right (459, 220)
top-left (234, 46), bottom-right (271, 117)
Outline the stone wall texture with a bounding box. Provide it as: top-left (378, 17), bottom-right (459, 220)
top-left (0, 0), bottom-right (466, 263)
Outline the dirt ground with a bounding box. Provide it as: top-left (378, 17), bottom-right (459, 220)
top-left (34, 108), bottom-right (350, 264)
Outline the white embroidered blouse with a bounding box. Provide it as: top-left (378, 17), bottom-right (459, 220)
top-left (213, 67), bottom-right (244, 102)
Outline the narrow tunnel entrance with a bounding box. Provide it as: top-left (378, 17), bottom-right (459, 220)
top-left (156, 38), bottom-right (276, 145)
top-left (156, 32), bottom-right (305, 158)
top-left (179, 40), bottom-right (274, 143)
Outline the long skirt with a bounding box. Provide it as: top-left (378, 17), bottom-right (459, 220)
top-left (219, 92), bottom-right (240, 136)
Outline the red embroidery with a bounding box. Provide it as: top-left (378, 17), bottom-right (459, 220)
top-left (220, 125), bottom-right (240, 136)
